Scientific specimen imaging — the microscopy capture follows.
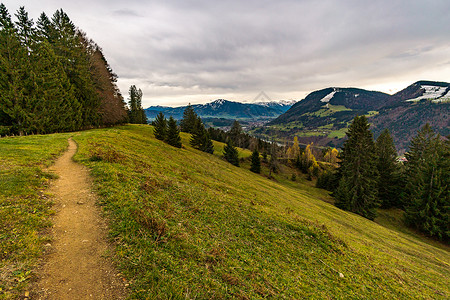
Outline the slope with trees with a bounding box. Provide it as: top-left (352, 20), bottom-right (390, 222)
top-left (0, 4), bottom-right (127, 135)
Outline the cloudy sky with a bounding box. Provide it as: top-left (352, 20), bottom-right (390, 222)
top-left (5, 0), bottom-right (450, 107)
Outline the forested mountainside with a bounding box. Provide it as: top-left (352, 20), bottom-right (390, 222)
top-left (0, 4), bottom-right (127, 136)
top-left (371, 81), bottom-right (450, 152)
top-left (255, 81), bottom-right (449, 152)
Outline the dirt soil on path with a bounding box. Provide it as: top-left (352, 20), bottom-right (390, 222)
top-left (34, 138), bottom-right (126, 299)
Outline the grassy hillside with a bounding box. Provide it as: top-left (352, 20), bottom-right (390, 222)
top-left (1, 125), bottom-right (449, 299)
top-left (0, 134), bottom-right (70, 298)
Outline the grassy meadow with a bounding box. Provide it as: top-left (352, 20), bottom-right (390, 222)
top-left (0, 133), bottom-right (71, 298)
top-left (0, 125), bottom-right (449, 299)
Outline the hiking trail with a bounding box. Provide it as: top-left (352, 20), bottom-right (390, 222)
top-left (35, 138), bottom-right (126, 299)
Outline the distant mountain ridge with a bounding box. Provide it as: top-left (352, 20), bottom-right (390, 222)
top-left (145, 99), bottom-right (295, 121)
top-left (253, 80), bottom-right (449, 152)
top-left (371, 80), bottom-right (450, 151)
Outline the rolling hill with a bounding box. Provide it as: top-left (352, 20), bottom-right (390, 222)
top-left (1, 125), bottom-right (448, 298)
top-left (253, 81), bottom-right (449, 151)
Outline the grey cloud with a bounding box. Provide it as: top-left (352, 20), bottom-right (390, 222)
top-left (8, 0), bottom-right (450, 106)
top-left (112, 9), bottom-right (143, 18)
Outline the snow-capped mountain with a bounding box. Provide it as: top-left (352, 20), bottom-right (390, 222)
top-left (144, 99), bottom-right (295, 121)
top-left (261, 80), bottom-right (448, 153)
top-left (403, 82), bottom-right (450, 102)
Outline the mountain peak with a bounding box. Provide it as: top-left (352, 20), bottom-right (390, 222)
top-left (394, 80), bottom-right (450, 103)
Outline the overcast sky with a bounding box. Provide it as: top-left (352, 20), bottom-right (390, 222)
top-left (5, 0), bottom-right (450, 107)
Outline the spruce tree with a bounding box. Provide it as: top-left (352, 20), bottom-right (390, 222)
top-left (153, 112), bottom-right (166, 140)
top-left (50, 9), bottom-right (100, 127)
top-left (166, 116), bottom-right (182, 148)
top-left (334, 115), bottom-right (379, 220)
top-left (128, 85), bottom-right (145, 124)
top-left (223, 140), bottom-right (239, 167)
top-left (0, 4), bottom-right (30, 135)
top-left (190, 117), bottom-right (204, 148)
top-left (404, 124), bottom-right (449, 240)
top-left (375, 129), bottom-right (401, 208)
top-left (229, 120), bottom-right (242, 146)
top-left (190, 117), bottom-right (214, 153)
top-left (201, 131), bottom-right (214, 154)
top-left (250, 149), bottom-right (261, 173)
top-left (180, 104), bottom-right (197, 133)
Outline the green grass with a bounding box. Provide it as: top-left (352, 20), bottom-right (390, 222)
top-left (328, 128), bottom-right (348, 138)
top-left (71, 125), bottom-right (448, 298)
top-left (325, 104), bottom-right (352, 112)
top-left (1, 125), bottom-right (449, 299)
top-left (0, 133), bottom-right (70, 299)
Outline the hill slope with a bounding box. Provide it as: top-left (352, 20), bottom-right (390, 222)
top-left (1, 126), bottom-right (449, 298)
top-left (72, 126), bottom-right (449, 298)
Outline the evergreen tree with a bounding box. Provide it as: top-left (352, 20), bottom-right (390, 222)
top-left (201, 131), bottom-right (214, 154)
top-left (250, 149), bottom-right (261, 173)
top-left (404, 124), bottom-right (449, 240)
top-left (14, 6), bottom-right (34, 50)
top-left (31, 39), bottom-right (81, 133)
top-left (153, 112), bottom-right (166, 140)
top-left (223, 140), bottom-right (239, 166)
top-left (51, 9), bottom-right (100, 127)
top-left (0, 4), bottom-right (30, 135)
top-left (334, 116), bottom-right (379, 220)
top-left (190, 117), bottom-right (204, 148)
top-left (166, 116), bottom-right (182, 148)
top-left (128, 85), bottom-right (145, 124)
top-left (180, 104), bottom-right (197, 133)
top-left (36, 12), bottom-right (52, 40)
top-left (375, 129), bottom-right (401, 208)
top-left (229, 120), bottom-right (242, 146)
top-left (190, 117), bottom-right (214, 153)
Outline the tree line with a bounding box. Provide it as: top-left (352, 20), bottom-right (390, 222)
top-left (0, 4), bottom-right (128, 136)
top-left (316, 116), bottom-right (448, 241)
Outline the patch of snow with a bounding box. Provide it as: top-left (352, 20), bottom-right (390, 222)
top-left (320, 89), bottom-right (336, 103)
top-left (254, 100), bottom-right (296, 106)
top-left (406, 85), bottom-right (448, 102)
top-left (432, 88), bottom-right (450, 103)
top-left (354, 94), bottom-right (359, 97)
top-left (208, 99), bottom-right (227, 109)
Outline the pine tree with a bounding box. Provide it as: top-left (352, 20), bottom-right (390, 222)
top-left (190, 117), bottom-right (214, 153)
top-left (334, 116), bottom-right (379, 220)
top-left (223, 140), bottom-right (239, 167)
top-left (229, 120), bottom-right (242, 147)
top-left (166, 116), bottom-right (182, 148)
top-left (201, 131), bottom-right (214, 154)
top-left (31, 39), bottom-right (81, 133)
top-left (375, 129), bottom-right (401, 208)
top-left (128, 85), bottom-right (145, 124)
top-left (50, 9), bottom-right (100, 127)
top-left (153, 112), bottom-right (166, 140)
top-left (0, 4), bottom-right (30, 135)
top-left (250, 149), bottom-right (261, 173)
top-left (190, 117), bottom-right (204, 148)
top-left (180, 104), bottom-right (197, 133)
top-left (404, 124), bottom-right (449, 240)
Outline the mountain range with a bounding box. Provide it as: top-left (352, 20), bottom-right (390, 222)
top-left (251, 80), bottom-right (449, 152)
top-left (145, 99), bottom-right (295, 121)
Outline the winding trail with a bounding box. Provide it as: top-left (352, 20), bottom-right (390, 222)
top-left (35, 138), bottom-right (126, 299)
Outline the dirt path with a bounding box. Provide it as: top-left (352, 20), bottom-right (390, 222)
top-left (35, 138), bottom-right (126, 299)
